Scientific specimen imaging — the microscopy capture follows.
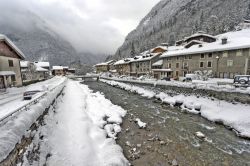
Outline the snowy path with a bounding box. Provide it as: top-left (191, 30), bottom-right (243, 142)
top-left (22, 80), bottom-right (128, 166)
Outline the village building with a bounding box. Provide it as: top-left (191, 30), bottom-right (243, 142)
top-left (21, 61), bottom-right (50, 82)
top-left (159, 29), bottom-right (250, 79)
top-left (0, 34), bottom-right (25, 90)
top-left (114, 58), bottom-right (133, 76)
top-left (95, 60), bottom-right (115, 73)
top-left (52, 66), bottom-right (65, 76)
top-left (68, 68), bottom-right (76, 74)
top-left (130, 51), bottom-right (163, 77)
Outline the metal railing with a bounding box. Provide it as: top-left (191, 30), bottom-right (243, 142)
top-left (0, 81), bottom-right (65, 124)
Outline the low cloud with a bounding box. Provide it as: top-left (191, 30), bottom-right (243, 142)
top-left (0, 0), bottom-right (160, 54)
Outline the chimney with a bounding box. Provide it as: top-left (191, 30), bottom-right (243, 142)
top-left (221, 37), bottom-right (228, 45)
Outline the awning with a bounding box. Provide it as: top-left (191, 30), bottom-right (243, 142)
top-left (0, 71), bottom-right (16, 76)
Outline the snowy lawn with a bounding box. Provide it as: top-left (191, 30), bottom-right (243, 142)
top-left (101, 79), bottom-right (250, 139)
top-left (22, 80), bottom-right (129, 166)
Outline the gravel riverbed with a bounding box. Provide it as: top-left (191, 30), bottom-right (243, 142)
top-left (84, 80), bottom-right (250, 166)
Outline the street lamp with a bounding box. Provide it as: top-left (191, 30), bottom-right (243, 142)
top-left (216, 55), bottom-right (220, 78)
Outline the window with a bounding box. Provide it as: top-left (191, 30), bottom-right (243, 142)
top-left (223, 51), bottom-right (228, 57)
top-left (176, 57), bottom-right (179, 60)
top-left (200, 54), bottom-right (205, 59)
top-left (176, 63), bottom-right (179, 68)
top-left (236, 50), bottom-right (242, 56)
top-left (227, 60), bottom-right (233, 67)
top-left (8, 60), bottom-right (14, 67)
top-left (184, 56), bottom-right (188, 60)
top-left (189, 55), bottom-right (192, 59)
top-left (183, 62), bottom-right (188, 68)
top-left (168, 63), bottom-right (171, 68)
top-left (207, 61), bottom-right (212, 68)
top-left (208, 53), bottom-right (213, 58)
top-left (176, 71), bottom-right (179, 77)
top-left (200, 62), bottom-right (204, 68)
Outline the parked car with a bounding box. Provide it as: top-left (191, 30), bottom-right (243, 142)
top-left (183, 74), bottom-right (199, 82)
top-left (23, 86), bottom-right (46, 100)
top-left (161, 77), bottom-right (171, 81)
top-left (233, 75), bottom-right (250, 87)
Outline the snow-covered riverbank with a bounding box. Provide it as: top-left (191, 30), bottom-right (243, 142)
top-left (101, 79), bottom-right (250, 139)
top-left (21, 80), bottom-right (129, 166)
top-left (102, 76), bottom-right (250, 95)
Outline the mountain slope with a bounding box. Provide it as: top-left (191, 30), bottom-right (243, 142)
top-left (0, 11), bottom-right (105, 66)
top-left (112, 0), bottom-right (250, 60)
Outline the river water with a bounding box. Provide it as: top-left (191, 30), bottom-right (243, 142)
top-left (84, 80), bottom-right (250, 166)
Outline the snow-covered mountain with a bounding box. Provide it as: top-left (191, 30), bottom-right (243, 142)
top-left (111, 0), bottom-right (250, 60)
top-left (0, 11), bottom-right (105, 66)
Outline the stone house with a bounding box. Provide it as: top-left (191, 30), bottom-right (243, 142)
top-left (21, 61), bottom-right (50, 82)
top-left (52, 66), bottom-right (65, 76)
top-left (0, 34), bottom-right (25, 89)
top-left (95, 60), bottom-right (115, 73)
top-left (114, 58), bottom-right (133, 76)
top-left (159, 29), bottom-right (250, 79)
top-left (130, 52), bottom-right (162, 77)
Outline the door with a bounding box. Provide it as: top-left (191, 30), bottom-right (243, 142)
top-left (0, 76), bottom-right (5, 89)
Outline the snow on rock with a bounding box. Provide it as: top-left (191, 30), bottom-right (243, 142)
top-left (135, 118), bottom-right (147, 129)
top-left (101, 79), bottom-right (250, 139)
top-left (101, 79), bottom-right (155, 98)
top-left (25, 81), bottom-right (129, 166)
top-left (0, 78), bottom-right (66, 162)
top-left (195, 131), bottom-right (206, 139)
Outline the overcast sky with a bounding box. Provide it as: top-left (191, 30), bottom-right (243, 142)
top-left (0, 0), bottom-right (161, 54)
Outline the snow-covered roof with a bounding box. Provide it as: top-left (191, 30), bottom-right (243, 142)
top-left (150, 46), bottom-right (168, 52)
top-left (95, 60), bottom-right (114, 67)
top-left (52, 66), bottom-right (64, 70)
top-left (0, 34), bottom-right (25, 60)
top-left (152, 60), bottom-right (163, 66)
top-left (114, 58), bottom-right (134, 65)
top-left (0, 71), bottom-right (16, 76)
top-left (183, 32), bottom-right (216, 42)
top-left (20, 61), bottom-right (29, 68)
top-left (161, 29), bottom-right (250, 58)
top-left (34, 61), bottom-right (50, 68)
top-left (36, 66), bottom-right (49, 72)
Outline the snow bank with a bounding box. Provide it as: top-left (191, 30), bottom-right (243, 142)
top-left (0, 78), bottom-right (66, 162)
top-left (101, 79), bottom-right (250, 138)
top-left (26, 81), bottom-right (129, 166)
top-left (101, 79), bottom-right (156, 98)
top-left (103, 77), bottom-right (250, 95)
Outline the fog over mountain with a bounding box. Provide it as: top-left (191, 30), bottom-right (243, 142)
top-left (0, 0), bottom-right (160, 66)
top-left (111, 0), bottom-right (250, 60)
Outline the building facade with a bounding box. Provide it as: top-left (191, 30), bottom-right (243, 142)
top-left (0, 34), bottom-right (25, 89)
top-left (160, 30), bottom-right (250, 79)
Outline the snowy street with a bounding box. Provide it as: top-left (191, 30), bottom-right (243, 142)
top-left (20, 80), bottom-right (129, 166)
top-left (0, 77), bottom-right (66, 121)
